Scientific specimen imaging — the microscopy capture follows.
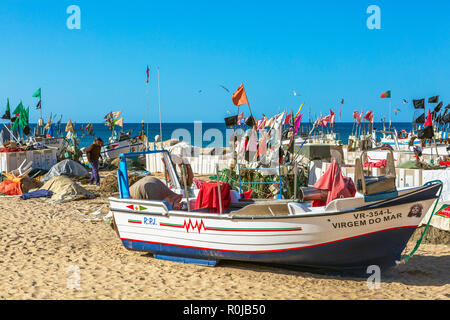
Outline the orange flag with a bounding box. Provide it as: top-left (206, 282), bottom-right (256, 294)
top-left (232, 83), bottom-right (249, 107)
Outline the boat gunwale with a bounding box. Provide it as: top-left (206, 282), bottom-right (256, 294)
top-left (109, 183), bottom-right (441, 220)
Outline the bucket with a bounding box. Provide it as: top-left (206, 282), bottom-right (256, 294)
top-left (299, 187), bottom-right (328, 202)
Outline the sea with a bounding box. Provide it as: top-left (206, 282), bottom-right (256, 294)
top-left (25, 122), bottom-right (414, 149)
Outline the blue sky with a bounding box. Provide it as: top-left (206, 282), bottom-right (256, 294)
top-left (0, 0), bottom-right (448, 123)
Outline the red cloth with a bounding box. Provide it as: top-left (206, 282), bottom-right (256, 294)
top-left (0, 147), bottom-right (25, 153)
top-left (363, 159), bottom-right (386, 168)
top-left (439, 161), bottom-right (450, 166)
top-left (311, 159), bottom-right (356, 207)
top-left (0, 180), bottom-right (22, 195)
top-left (240, 189), bottom-right (253, 199)
top-left (195, 182), bottom-right (231, 213)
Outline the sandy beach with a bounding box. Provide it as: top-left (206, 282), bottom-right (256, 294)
top-left (0, 175), bottom-right (449, 300)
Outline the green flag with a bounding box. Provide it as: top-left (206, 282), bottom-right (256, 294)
top-left (32, 88), bottom-right (41, 99)
top-left (13, 101), bottom-right (24, 116)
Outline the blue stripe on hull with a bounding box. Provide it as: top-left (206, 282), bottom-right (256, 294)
top-left (122, 226), bottom-right (416, 275)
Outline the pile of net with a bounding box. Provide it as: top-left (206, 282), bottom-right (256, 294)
top-left (40, 175), bottom-right (96, 203)
top-left (41, 159), bottom-right (89, 182)
top-left (99, 173), bottom-right (145, 194)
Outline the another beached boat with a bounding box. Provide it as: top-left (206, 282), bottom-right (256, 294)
top-left (109, 149), bottom-right (442, 275)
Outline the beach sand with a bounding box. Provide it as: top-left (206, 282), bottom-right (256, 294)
top-left (0, 177), bottom-right (449, 300)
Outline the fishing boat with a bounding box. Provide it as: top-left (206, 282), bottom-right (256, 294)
top-left (109, 148), bottom-right (442, 275)
top-left (80, 112), bottom-right (146, 164)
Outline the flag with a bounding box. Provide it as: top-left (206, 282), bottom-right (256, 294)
top-left (36, 100), bottom-right (41, 109)
top-left (352, 110), bottom-right (362, 123)
top-left (232, 83), bottom-right (249, 107)
top-left (414, 113), bottom-right (425, 124)
top-left (44, 119), bottom-right (53, 130)
top-left (65, 119), bottom-right (74, 132)
top-left (146, 66), bottom-right (150, 83)
top-left (115, 117), bottom-right (124, 127)
top-left (428, 95), bottom-right (439, 103)
top-left (294, 102), bottom-right (304, 120)
top-left (112, 111), bottom-right (122, 118)
top-left (237, 112), bottom-right (244, 124)
top-left (402, 99), bottom-right (408, 104)
top-left (424, 109), bottom-right (433, 127)
top-left (363, 110), bottom-right (374, 123)
top-left (85, 123), bottom-right (93, 132)
top-left (256, 117), bottom-right (266, 130)
top-left (380, 90), bottom-right (391, 98)
top-left (322, 109), bottom-right (335, 124)
top-left (245, 115), bottom-right (255, 127)
top-left (224, 115), bottom-right (238, 128)
top-left (32, 88), bottom-right (41, 99)
top-left (418, 126), bottom-right (434, 139)
top-left (1, 99), bottom-right (11, 120)
top-left (265, 116), bottom-right (274, 128)
top-left (284, 113), bottom-right (292, 125)
top-left (341, 98), bottom-right (344, 104)
top-left (433, 101), bottom-right (443, 113)
top-left (413, 99), bottom-right (425, 109)
top-left (13, 101), bottom-right (24, 116)
top-left (293, 114), bottom-right (302, 135)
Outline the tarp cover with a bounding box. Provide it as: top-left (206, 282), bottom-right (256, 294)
top-left (41, 159), bottom-right (89, 182)
top-left (312, 158), bottom-right (356, 207)
top-left (0, 180), bottom-right (22, 196)
top-left (40, 175), bottom-right (95, 203)
top-left (0, 127), bottom-right (11, 146)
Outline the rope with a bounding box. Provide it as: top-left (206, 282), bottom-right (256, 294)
top-left (398, 180), bottom-right (443, 263)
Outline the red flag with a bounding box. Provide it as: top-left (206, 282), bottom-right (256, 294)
top-left (352, 110), bottom-right (362, 123)
top-left (424, 109), bottom-right (433, 127)
top-left (363, 110), bottom-right (374, 123)
top-left (284, 113), bottom-right (292, 125)
top-left (146, 66), bottom-right (149, 84)
top-left (232, 83), bottom-right (249, 107)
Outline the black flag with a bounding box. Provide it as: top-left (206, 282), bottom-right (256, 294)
top-left (224, 115), bottom-right (238, 128)
top-left (36, 100), bottom-right (41, 110)
top-left (413, 99), bottom-right (425, 109)
top-left (418, 126), bottom-right (434, 139)
top-left (245, 115), bottom-right (256, 127)
top-left (445, 104), bottom-right (450, 110)
top-left (428, 95), bottom-right (439, 103)
top-left (444, 111), bottom-right (450, 124)
top-left (1, 109), bottom-right (10, 120)
top-left (414, 113), bottom-right (425, 124)
top-left (433, 101), bottom-right (443, 113)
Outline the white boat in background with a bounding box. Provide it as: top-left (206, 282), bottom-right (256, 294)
top-left (380, 129), bottom-right (450, 156)
top-left (109, 148), bottom-right (442, 275)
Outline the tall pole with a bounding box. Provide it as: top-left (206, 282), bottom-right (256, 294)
top-left (40, 88), bottom-right (42, 121)
top-left (146, 78), bottom-right (150, 149)
top-left (157, 67), bottom-right (162, 140)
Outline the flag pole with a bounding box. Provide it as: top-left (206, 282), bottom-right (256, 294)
top-left (157, 67), bottom-right (163, 141)
top-left (40, 88), bottom-right (42, 121)
top-left (146, 71), bottom-right (150, 149)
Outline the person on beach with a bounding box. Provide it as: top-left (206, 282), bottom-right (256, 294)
top-left (129, 176), bottom-right (183, 210)
top-left (85, 137), bottom-right (104, 186)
